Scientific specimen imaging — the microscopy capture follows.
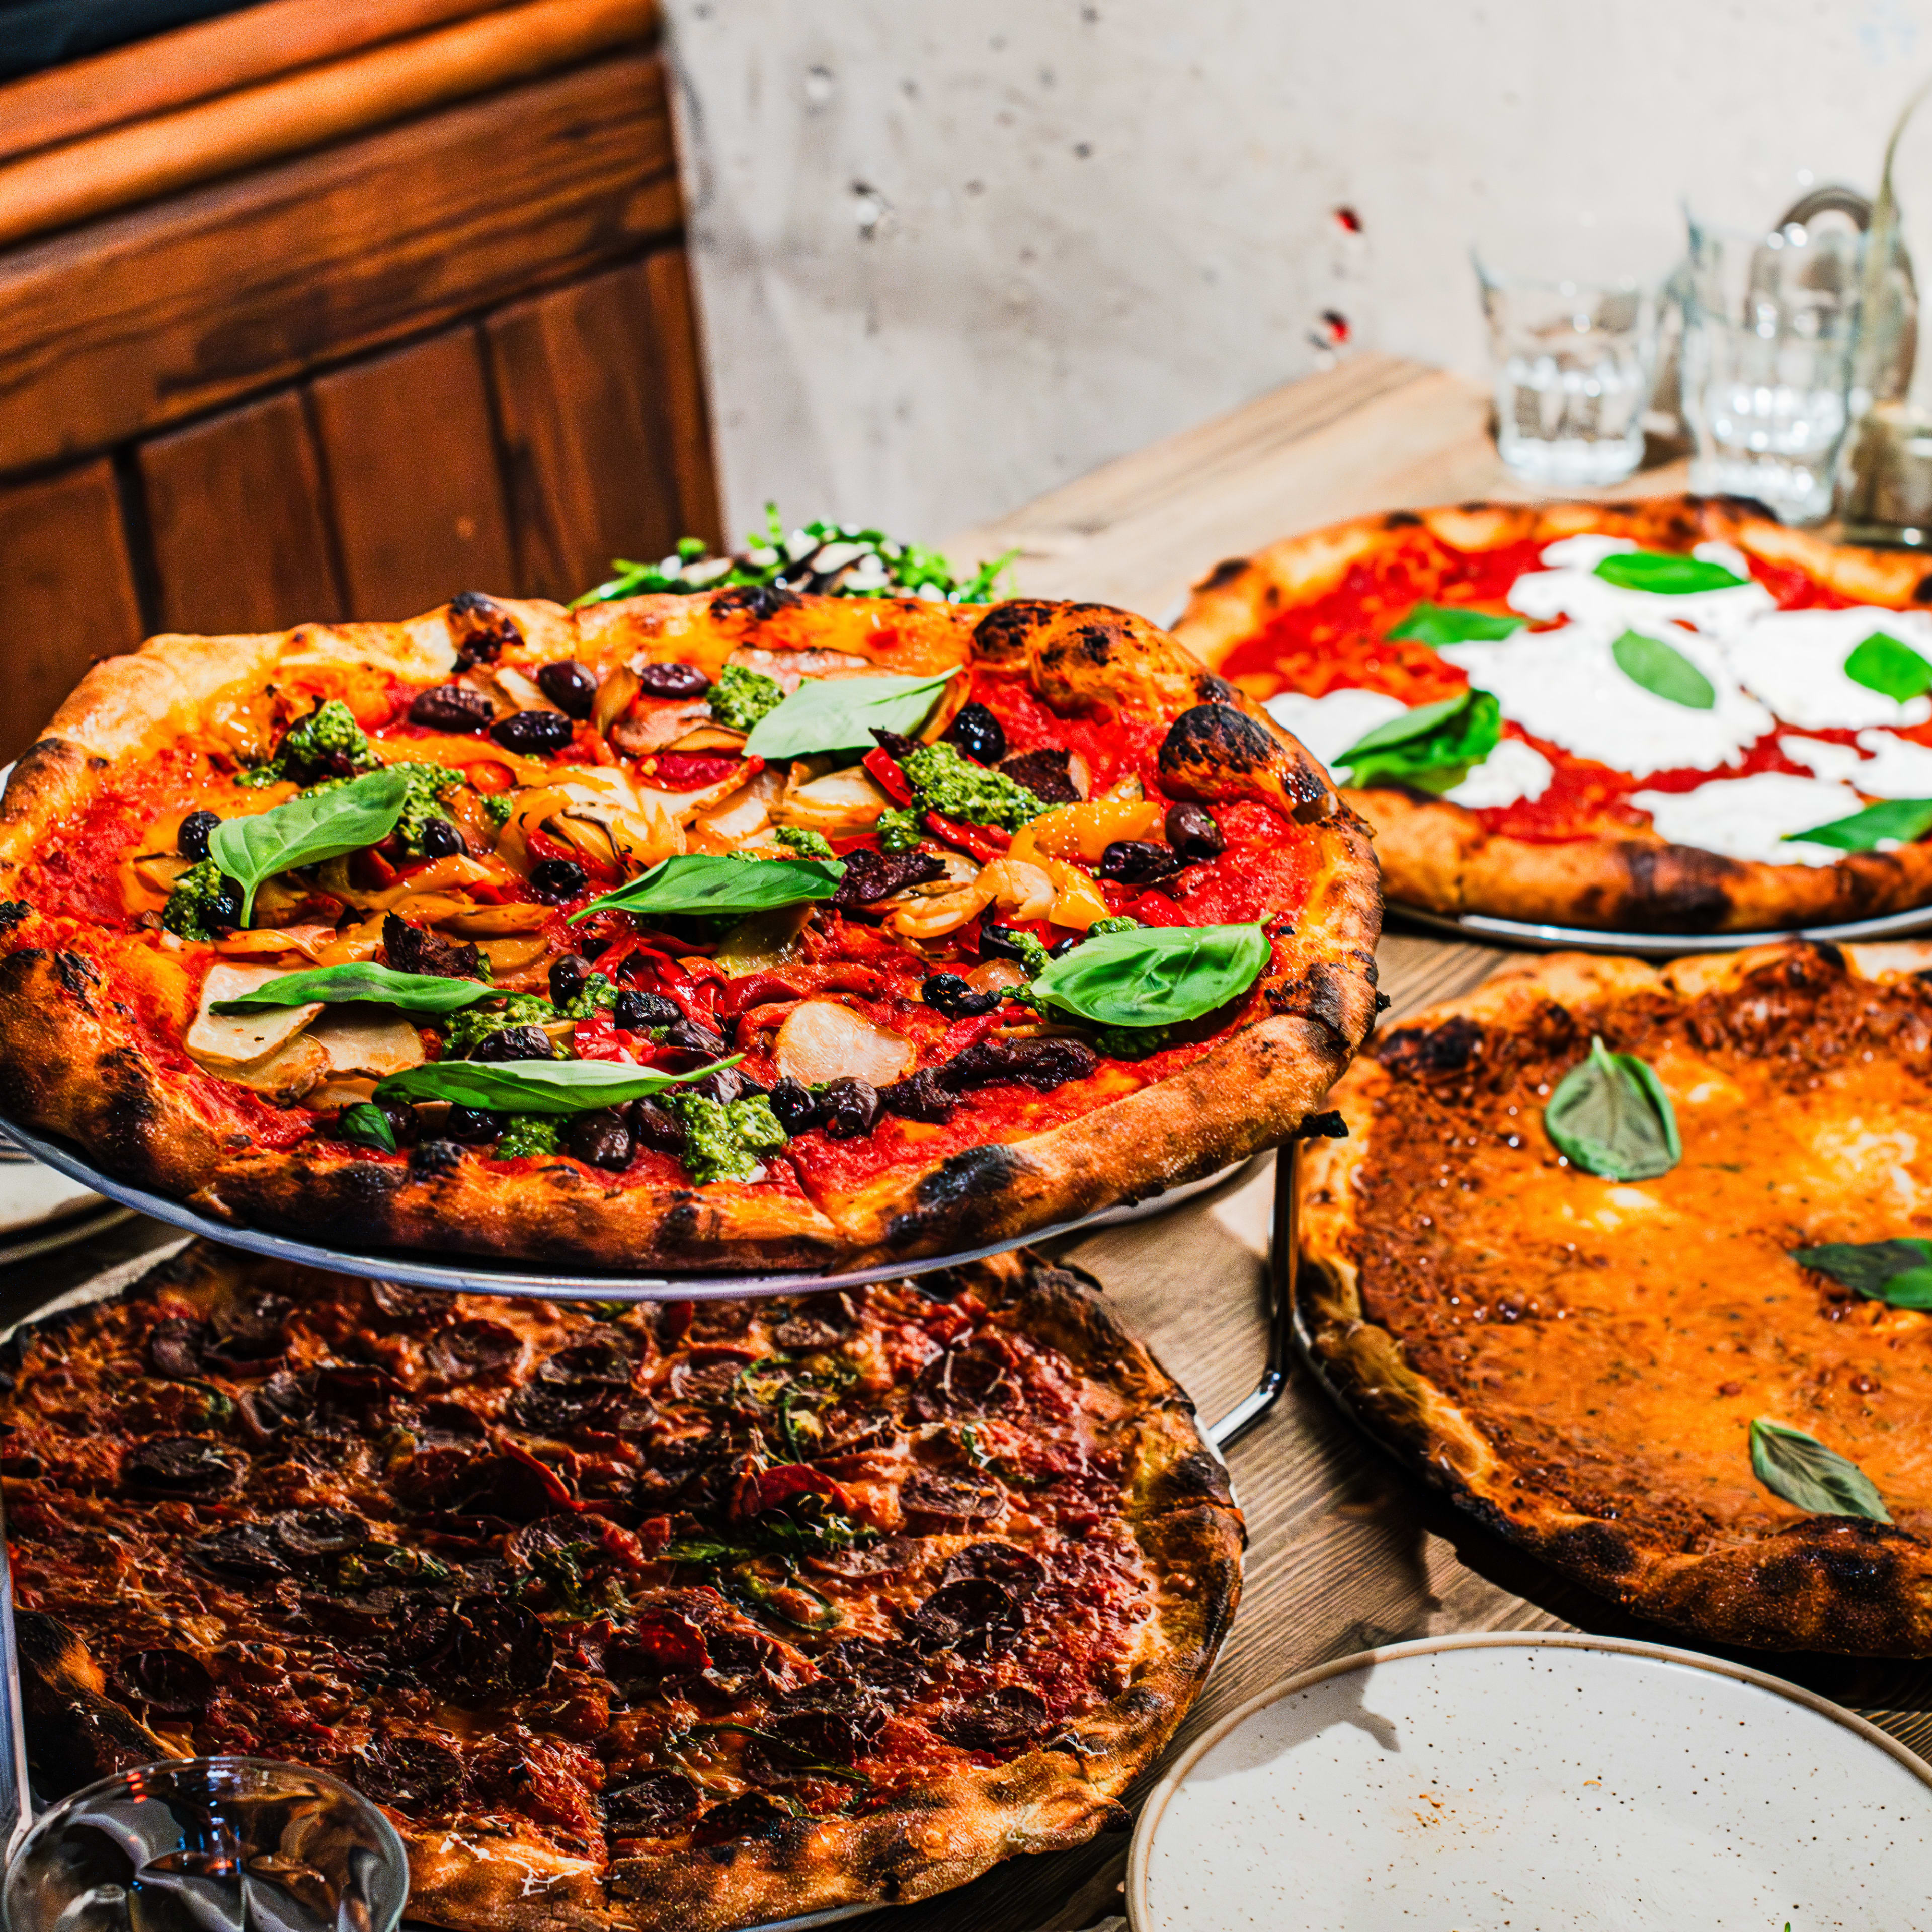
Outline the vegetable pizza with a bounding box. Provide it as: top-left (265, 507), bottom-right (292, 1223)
top-left (0, 586), bottom-right (1379, 1270)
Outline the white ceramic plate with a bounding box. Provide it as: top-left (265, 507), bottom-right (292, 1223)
top-left (1129, 1633), bottom-right (1932, 1932)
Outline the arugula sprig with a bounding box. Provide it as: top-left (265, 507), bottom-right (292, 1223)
top-left (572, 505), bottom-right (1017, 608)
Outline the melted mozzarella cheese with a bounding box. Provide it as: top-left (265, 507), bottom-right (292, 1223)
top-left (1263, 688), bottom-right (1405, 772)
top-left (1438, 625), bottom-right (1772, 776)
top-left (1629, 773), bottom-right (1864, 866)
top-left (1440, 736), bottom-right (1555, 810)
top-left (1782, 729), bottom-right (1932, 797)
top-left (1721, 607), bottom-right (1932, 731)
top-left (1508, 546), bottom-right (1774, 643)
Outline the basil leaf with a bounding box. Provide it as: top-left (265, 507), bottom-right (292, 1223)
top-left (1748, 1417), bottom-right (1891, 1523)
top-left (1336, 688), bottom-right (1502, 793)
top-left (1843, 630), bottom-right (1932, 703)
top-left (375, 1055), bottom-right (740, 1115)
top-left (1609, 629), bottom-right (1716, 710)
top-left (571, 854), bottom-right (844, 924)
top-left (1385, 602), bottom-right (1525, 646)
top-left (1593, 550), bottom-right (1747, 594)
top-left (1784, 796), bottom-right (1932, 852)
top-left (1792, 1238), bottom-right (1932, 1306)
top-left (1030, 922), bottom-right (1269, 1029)
top-left (207, 768), bottom-right (411, 923)
top-left (1543, 1036), bottom-right (1681, 1181)
top-left (741, 672), bottom-right (954, 760)
top-left (213, 962), bottom-right (497, 1015)
top-left (338, 1102), bottom-right (397, 1152)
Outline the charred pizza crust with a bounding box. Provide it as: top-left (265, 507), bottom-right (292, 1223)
top-left (1177, 495), bottom-right (1932, 933)
top-left (1299, 941), bottom-right (1932, 1654)
top-left (0, 591), bottom-right (1380, 1271)
top-left (3, 1240), bottom-right (1243, 1932)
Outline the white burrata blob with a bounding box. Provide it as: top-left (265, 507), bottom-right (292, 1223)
top-left (1263, 687), bottom-right (1405, 773)
top-left (1629, 772), bottom-right (1864, 867)
top-left (1438, 624), bottom-right (1773, 776)
top-left (1721, 607), bottom-right (1932, 732)
top-left (1508, 544), bottom-right (1775, 645)
top-left (1781, 729), bottom-right (1932, 797)
top-left (1440, 736), bottom-right (1555, 810)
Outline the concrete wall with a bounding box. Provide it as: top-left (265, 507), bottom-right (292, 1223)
top-left (665, 0), bottom-right (1932, 544)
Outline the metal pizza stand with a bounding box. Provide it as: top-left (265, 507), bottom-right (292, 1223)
top-left (6, 362), bottom-right (1932, 1931)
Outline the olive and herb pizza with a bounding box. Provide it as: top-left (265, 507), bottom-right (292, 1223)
top-left (1, 1239), bottom-right (1242, 1932)
top-left (1299, 941), bottom-right (1932, 1654)
top-left (0, 587), bottom-right (1379, 1271)
top-left (1178, 495), bottom-right (1932, 933)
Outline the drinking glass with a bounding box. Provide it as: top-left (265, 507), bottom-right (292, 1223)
top-left (1474, 232), bottom-right (1665, 487)
top-left (1681, 209), bottom-right (1864, 524)
top-left (2, 1760), bottom-right (408, 1932)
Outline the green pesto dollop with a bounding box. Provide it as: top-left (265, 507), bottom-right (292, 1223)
top-left (160, 858), bottom-right (238, 940)
top-left (709, 664), bottom-right (785, 734)
top-left (441, 994), bottom-right (559, 1057)
top-left (303, 761), bottom-right (461, 853)
top-left (667, 1091), bottom-right (788, 1185)
top-left (874, 806), bottom-right (924, 853)
top-left (773, 825), bottom-right (835, 859)
top-left (555, 972), bottom-right (618, 1021)
top-left (900, 741), bottom-right (1044, 831)
top-left (496, 1115), bottom-right (561, 1160)
top-left (238, 699), bottom-right (378, 788)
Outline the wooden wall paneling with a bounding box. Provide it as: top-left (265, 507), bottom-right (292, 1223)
top-left (0, 460), bottom-right (144, 763)
top-left (639, 246), bottom-right (724, 551)
top-left (310, 327), bottom-right (516, 618)
top-left (485, 256), bottom-right (684, 601)
top-left (0, 53), bottom-right (681, 476)
top-left (140, 391), bottom-right (342, 635)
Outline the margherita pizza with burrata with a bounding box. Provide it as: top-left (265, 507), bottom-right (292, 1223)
top-left (1178, 496), bottom-right (1932, 933)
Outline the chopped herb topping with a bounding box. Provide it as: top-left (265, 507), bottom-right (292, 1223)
top-left (666, 1091), bottom-right (788, 1185)
top-left (900, 741), bottom-right (1045, 831)
top-left (496, 1115), bottom-right (562, 1160)
top-left (238, 700), bottom-right (378, 788)
top-left (709, 664), bottom-right (786, 734)
top-left (773, 825), bottom-right (835, 859)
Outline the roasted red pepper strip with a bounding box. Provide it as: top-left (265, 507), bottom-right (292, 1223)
top-left (935, 1009), bottom-right (1005, 1061)
top-left (923, 810), bottom-right (1008, 863)
top-left (717, 972), bottom-right (806, 1024)
top-left (861, 747), bottom-right (914, 804)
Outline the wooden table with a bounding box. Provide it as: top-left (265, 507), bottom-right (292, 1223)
top-left (4, 358), bottom-right (1925, 1932)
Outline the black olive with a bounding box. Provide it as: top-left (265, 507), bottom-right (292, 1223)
top-left (878, 1069), bottom-right (955, 1123)
top-left (445, 1106), bottom-right (505, 1144)
top-left (529, 857), bottom-right (587, 903)
top-left (947, 1035), bottom-right (1098, 1092)
top-left (1048, 936), bottom-right (1080, 958)
top-left (177, 810), bottom-right (219, 861)
top-left (635, 661), bottom-right (712, 699)
top-left (819, 1076), bottom-right (879, 1140)
top-left (549, 954), bottom-right (593, 1006)
top-left (417, 818), bottom-right (467, 858)
top-left (614, 989), bottom-right (681, 1031)
top-left (378, 1101), bottom-right (423, 1148)
top-left (566, 1109), bottom-right (634, 1171)
top-left (922, 973), bottom-right (999, 1018)
top-left (943, 701), bottom-right (1007, 765)
top-left (768, 1075), bottom-right (823, 1134)
top-left (977, 918), bottom-right (1034, 963)
top-left (1165, 802), bottom-right (1224, 862)
top-left (470, 1025), bottom-right (555, 1063)
top-left (660, 1016), bottom-right (730, 1065)
top-left (627, 1098), bottom-right (686, 1152)
top-left (690, 1066), bottom-right (759, 1103)
top-left (535, 661), bottom-right (597, 718)
top-left (409, 684), bottom-right (495, 733)
top-left (1099, 839), bottom-right (1183, 883)
top-left (411, 1139), bottom-right (466, 1176)
top-left (207, 876), bottom-right (245, 929)
top-left (490, 711), bottom-right (575, 756)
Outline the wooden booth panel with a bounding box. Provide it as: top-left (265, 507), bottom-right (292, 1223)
top-left (310, 326), bottom-right (515, 619)
top-left (140, 392), bottom-right (341, 635)
top-left (488, 255), bottom-right (693, 600)
top-left (0, 51), bottom-right (682, 476)
top-left (641, 247), bottom-right (724, 553)
top-left (0, 460), bottom-right (143, 764)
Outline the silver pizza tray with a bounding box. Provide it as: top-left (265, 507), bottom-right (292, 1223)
top-left (0, 1111), bottom-right (1248, 1303)
top-left (1389, 898), bottom-right (1932, 958)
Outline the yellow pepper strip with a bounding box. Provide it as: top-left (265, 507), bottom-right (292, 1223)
top-left (1008, 796), bottom-right (1163, 867)
top-left (1040, 856), bottom-right (1110, 931)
